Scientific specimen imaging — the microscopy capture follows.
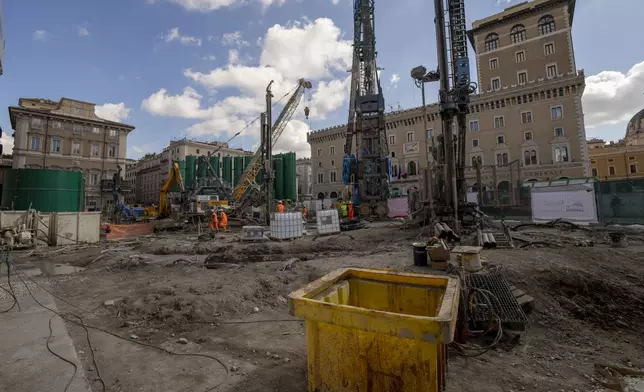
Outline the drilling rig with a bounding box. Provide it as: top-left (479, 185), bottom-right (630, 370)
top-left (342, 0), bottom-right (390, 219)
top-left (417, 0), bottom-right (478, 232)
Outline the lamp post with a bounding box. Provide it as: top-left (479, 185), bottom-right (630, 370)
top-left (411, 66), bottom-right (440, 219)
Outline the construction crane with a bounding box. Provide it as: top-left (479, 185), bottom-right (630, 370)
top-left (343, 0), bottom-right (390, 219)
top-left (158, 161), bottom-right (185, 219)
top-left (232, 79), bottom-right (312, 215)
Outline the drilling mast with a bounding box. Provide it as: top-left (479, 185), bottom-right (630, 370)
top-left (343, 0), bottom-right (390, 219)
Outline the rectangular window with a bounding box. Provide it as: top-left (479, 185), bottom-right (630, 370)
top-left (546, 64), bottom-right (557, 79)
top-left (329, 146), bottom-right (335, 155)
top-left (31, 118), bottom-right (42, 129)
top-left (91, 143), bottom-right (100, 156)
top-left (317, 173), bottom-right (324, 183)
top-left (92, 127), bottom-right (101, 134)
top-left (544, 42), bottom-right (555, 55)
top-left (109, 129), bottom-right (117, 138)
top-left (73, 124), bottom-right (84, 135)
top-left (330, 172), bottom-right (337, 183)
top-left (388, 135), bottom-right (396, 145)
top-left (90, 174), bottom-right (98, 185)
top-left (72, 141), bottom-right (81, 155)
top-left (406, 132), bottom-right (415, 142)
top-left (518, 71), bottom-right (528, 85)
top-left (73, 107), bottom-right (84, 116)
top-left (51, 138), bottom-right (61, 153)
top-left (591, 168), bottom-right (598, 177)
top-left (628, 156), bottom-right (636, 161)
top-left (30, 136), bottom-right (41, 150)
top-left (521, 111), bottom-right (533, 124)
top-left (494, 116), bottom-right (505, 128)
top-left (515, 51), bottom-right (526, 63)
top-left (469, 120), bottom-right (479, 132)
top-left (554, 127), bottom-right (564, 137)
top-left (524, 131), bottom-right (533, 141)
top-left (496, 135), bottom-right (505, 144)
top-left (472, 139), bottom-right (479, 147)
top-left (491, 77), bottom-right (500, 91)
top-left (551, 106), bottom-right (563, 120)
top-left (426, 129), bottom-right (433, 139)
top-left (108, 145), bottom-right (116, 158)
top-left (489, 58), bottom-right (498, 70)
top-left (609, 167), bottom-right (616, 176)
top-left (52, 121), bottom-right (62, 129)
top-left (317, 148), bottom-right (322, 156)
top-left (630, 164), bottom-right (637, 174)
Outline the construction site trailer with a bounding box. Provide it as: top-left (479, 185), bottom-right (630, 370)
top-left (1, 168), bottom-right (85, 212)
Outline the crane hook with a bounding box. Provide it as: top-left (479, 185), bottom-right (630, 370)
top-left (304, 106), bottom-right (310, 119)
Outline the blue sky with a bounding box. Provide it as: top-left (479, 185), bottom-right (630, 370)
top-left (1, 0), bottom-right (643, 159)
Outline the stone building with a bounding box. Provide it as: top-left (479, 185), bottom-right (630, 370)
top-left (308, 0), bottom-right (588, 201)
top-left (8, 97), bottom-right (135, 210)
top-left (296, 158), bottom-right (312, 199)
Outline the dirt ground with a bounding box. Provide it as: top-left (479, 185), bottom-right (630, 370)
top-left (9, 221), bottom-right (644, 392)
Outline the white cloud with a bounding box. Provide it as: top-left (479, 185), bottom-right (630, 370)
top-left (128, 144), bottom-right (154, 159)
top-left (95, 103), bottom-right (132, 123)
top-left (142, 18), bottom-right (353, 158)
top-left (165, 27), bottom-right (202, 46)
top-left (201, 54), bottom-right (217, 61)
top-left (583, 61), bottom-right (644, 129)
top-left (1, 133), bottom-right (14, 155)
top-left (33, 30), bottom-right (53, 42)
top-left (77, 26), bottom-right (90, 36)
top-left (221, 31), bottom-right (249, 48)
top-left (390, 73), bottom-right (400, 87)
top-left (167, 0), bottom-right (243, 11)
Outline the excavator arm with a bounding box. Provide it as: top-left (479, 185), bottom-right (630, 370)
top-left (158, 162), bottom-right (185, 218)
top-left (232, 79), bottom-right (312, 204)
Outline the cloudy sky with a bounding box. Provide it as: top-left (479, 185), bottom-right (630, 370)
top-left (0, 0), bottom-right (642, 159)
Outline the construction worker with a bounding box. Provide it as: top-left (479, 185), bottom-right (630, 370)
top-left (219, 210), bottom-right (228, 232)
top-left (209, 210), bottom-right (219, 233)
top-left (348, 202), bottom-right (355, 220)
top-left (302, 206), bottom-right (308, 219)
top-left (277, 201), bottom-right (285, 213)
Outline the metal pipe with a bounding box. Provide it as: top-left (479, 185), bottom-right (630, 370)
top-left (265, 81), bottom-right (274, 225)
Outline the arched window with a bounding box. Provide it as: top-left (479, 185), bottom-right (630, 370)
top-left (407, 161), bottom-right (417, 176)
top-left (496, 153), bottom-right (503, 165)
top-left (554, 147), bottom-right (561, 162)
top-left (524, 151), bottom-right (530, 166)
top-left (330, 191), bottom-right (338, 199)
top-left (392, 165), bottom-right (398, 176)
top-left (485, 33), bottom-right (499, 51)
top-left (538, 15), bottom-right (555, 35)
top-left (472, 156), bottom-right (478, 166)
top-left (502, 153), bottom-right (508, 164)
top-left (530, 150), bottom-right (537, 165)
top-left (510, 24), bottom-right (526, 43)
top-left (317, 192), bottom-right (325, 200)
top-left (561, 146), bottom-right (569, 162)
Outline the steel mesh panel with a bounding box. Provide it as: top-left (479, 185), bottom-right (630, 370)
top-left (464, 273), bottom-right (528, 331)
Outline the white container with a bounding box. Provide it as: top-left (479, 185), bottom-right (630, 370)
top-left (270, 212), bottom-right (304, 239)
top-left (241, 226), bottom-right (268, 241)
top-left (316, 209), bottom-right (341, 235)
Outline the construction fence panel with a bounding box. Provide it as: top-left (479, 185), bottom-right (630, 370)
top-left (595, 178), bottom-right (644, 224)
top-left (530, 184), bottom-right (598, 224)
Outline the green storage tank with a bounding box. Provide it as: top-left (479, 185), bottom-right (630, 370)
top-left (222, 157), bottom-right (233, 185)
top-left (273, 154), bottom-right (284, 201)
top-left (284, 152), bottom-right (297, 201)
top-left (209, 156), bottom-right (221, 179)
top-left (2, 169), bottom-right (85, 212)
top-left (243, 156), bottom-right (253, 170)
top-left (171, 161), bottom-right (186, 192)
top-left (185, 155), bottom-right (196, 190)
top-left (233, 157), bottom-right (244, 187)
top-left (197, 156), bottom-right (207, 181)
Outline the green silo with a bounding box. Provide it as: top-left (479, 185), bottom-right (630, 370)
top-left (2, 169), bottom-right (85, 212)
top-left (233, 157), bottom-right (244, 187)
top-left (243, 156), bottom-right (253, 170)
top-left (273, 154), bottom-right (284, 200)
top-left (284, 152), bottom-right (297, 201)
top-left (222, 157), bottom-right (232, 185)
top-left (185, 155), bottom-right (196, 190)
top-left (197, 156), bottom-right (207, 181)
top-left (171, 161), bottom-right (186, 192)
top-left (209, 156), bottom-right (220, 178)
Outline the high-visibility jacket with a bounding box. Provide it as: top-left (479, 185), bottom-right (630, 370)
top-left (209, 212), bottom-right (218, 230)
top-left (219, 212), bottom-right (228, 228)
top-left (277, 204), bottom-right (285, 212)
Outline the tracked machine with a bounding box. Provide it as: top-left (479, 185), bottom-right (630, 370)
top-left (342, 0), bottom-right (390, 219)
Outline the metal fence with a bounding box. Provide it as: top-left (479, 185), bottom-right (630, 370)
top-left (595, 178), bottom-right (644, 224)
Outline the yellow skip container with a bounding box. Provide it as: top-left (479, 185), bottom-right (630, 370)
top-left (288, 268), bottom-right (460, 392)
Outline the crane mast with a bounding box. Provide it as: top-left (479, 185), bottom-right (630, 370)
top-left (343, 0), bottom-right (390, 219)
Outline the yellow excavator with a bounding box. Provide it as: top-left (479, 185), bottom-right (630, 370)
top-left (158, 161), bottom-right (185, 219)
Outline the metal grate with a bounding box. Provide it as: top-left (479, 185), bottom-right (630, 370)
top-left (464, 273), bottom-right (528, 331)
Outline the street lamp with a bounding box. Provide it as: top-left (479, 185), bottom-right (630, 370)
top-left (411, 65), bottom-right (440, 219)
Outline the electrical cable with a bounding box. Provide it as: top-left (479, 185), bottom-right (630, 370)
top-left (14, 266), bottom-right (230, 392)
top-left (46, 316), bottom-right (78, 392)
top-left (1, 248), bottom-right (21, 312)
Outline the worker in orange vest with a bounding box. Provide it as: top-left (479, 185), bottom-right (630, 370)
top-left (219, 210), bottom-right (228, 232)
top-left (348, 203), bottom-right (354, 220)
top-left (277, 201), bottom-right (285, 213)
top-left (302, 206), bottom-right (308, 219)
top-left (209, 210), bottom-right (219, 233)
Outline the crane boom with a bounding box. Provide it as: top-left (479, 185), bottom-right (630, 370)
top-left (343, 0), bottom-right (389, 218)
top-left (233, 79), bottom-right (312, 203)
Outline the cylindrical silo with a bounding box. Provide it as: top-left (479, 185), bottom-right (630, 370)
top-left (185, 155), bottom-right (196, 190)
top-left (1, 169), bottom-right (85, 212)
top-left (233, 157), bottom-right (244, 187)
top-left (222, 157), bottom-right (233, 185)
top-left (273, 154), bottom-right (284, 201)
top-left (197, 156), bottom-right (207, 181)
top-left (283, 152), bottom-right (297, 201)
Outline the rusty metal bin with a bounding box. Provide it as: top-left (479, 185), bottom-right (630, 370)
top-left (288, 268), bottom-right (460, 392)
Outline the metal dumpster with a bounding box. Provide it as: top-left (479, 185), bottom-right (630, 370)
top-left (288, 267), bottom-right (460, 392)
